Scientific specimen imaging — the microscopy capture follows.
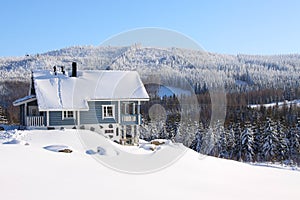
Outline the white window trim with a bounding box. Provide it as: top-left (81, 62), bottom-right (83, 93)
top-left (102, 105), bottom-right (115, 119)
top-left (62, 111), bottom-right (75, 120)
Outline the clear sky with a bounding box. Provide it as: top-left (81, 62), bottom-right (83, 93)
top-left (0, 0), bottom-right (299, 56)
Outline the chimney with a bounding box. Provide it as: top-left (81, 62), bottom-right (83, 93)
top-left (61, 66), bottom-right (65, 75)
top-left (53, 66), bottom-right (57, 75)
top-left (72, 62), bottom-right (77, 77)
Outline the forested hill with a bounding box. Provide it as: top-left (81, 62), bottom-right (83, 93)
top-left (1, 45), bottom-right (300, 94)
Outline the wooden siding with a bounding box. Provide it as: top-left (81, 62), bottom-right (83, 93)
top-left (49, 111), bottom-right (76, 126)
top-left (80, 101), bottom-right (118, 124)
top-left (41, 101), bottom-right (141, 127)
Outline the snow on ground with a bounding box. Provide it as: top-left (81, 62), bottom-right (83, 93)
top-left (158, 85), bottom-right (191, 97)
top-left (249, 99), bottom-right (300, 108)
top-left (0, 129), bottom-right (300, 200)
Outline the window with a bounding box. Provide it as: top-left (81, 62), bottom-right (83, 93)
top-left (102, 105), bottom-right (115, 119)
top-left (62, 111), bottom-right (74, 120)
top-left (105, 129), bottom-right (114, 134)
top-left (122, 102), bottom-right (136, 115)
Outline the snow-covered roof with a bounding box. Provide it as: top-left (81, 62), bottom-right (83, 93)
top-left (32, 70), bottom-right (149, 111)
top-left (13, 95), bottom-right (36, 106)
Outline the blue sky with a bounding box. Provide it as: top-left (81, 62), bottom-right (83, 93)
top-left (0, 0), bottom-right (299, 56)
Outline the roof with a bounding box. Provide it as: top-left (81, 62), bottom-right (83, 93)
top-left (15, 70), bottom-right (149, 111)
top-left (13, 95), bottom-right (37, 106)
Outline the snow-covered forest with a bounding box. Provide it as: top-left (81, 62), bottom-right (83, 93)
top-left (1, 45), bottom-right (300, 165)
top-left (1, 45), bottom-right (300, 93)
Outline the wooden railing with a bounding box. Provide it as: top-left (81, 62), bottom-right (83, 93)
top-left (26, 116), bottom-right (44, 127)
top-left (121, 114), bottom-right (137, 122)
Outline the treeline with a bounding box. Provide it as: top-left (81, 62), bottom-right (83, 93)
top-left (189, 117), bottom-right (300, 165)
top-left (140, 88), bottom-right (300, 165)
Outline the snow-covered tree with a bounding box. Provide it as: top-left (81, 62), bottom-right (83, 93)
top-left (241, 122), bottom-right (254, 162)
top-left (262, 118), bottom-right (279, 162)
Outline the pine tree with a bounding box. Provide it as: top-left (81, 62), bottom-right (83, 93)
top-left (226, 123), bottom-right (236, 160)
top-left (275, 120), bottom-right (289, 162)
top-left (288, 121), bottom-right (300, 164)
top-left (252, 118), bottom-right (263, 162)
top-left (241, 122), bottom-right (254, 162)
top-left (218, 124), bottom-right (228, 158)
top-left (190, 121), bottom-right (205, 153)
top-left (201, 127), bottom-right (216, 156)
top-left (233, 122), bottom-right (242, 161)
top-left (262, 118), bottom-right (279, 162)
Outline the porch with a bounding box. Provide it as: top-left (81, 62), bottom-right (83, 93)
top-left (26, 116), bottom-right (45, 127)
top-left (121, 114), bottom-right (142, 124)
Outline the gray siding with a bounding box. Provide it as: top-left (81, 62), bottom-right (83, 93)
top-left (49, 111), bottom-right (76, 126)
top-left (46, 100), bottom-right (141, 126)
top-left (80, 101), bottom-right (118, 124)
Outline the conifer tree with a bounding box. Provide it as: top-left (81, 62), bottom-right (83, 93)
top-left (262, 118), bottom-right (279, 162)
top-left (241, 122), bottom-right (254, 162)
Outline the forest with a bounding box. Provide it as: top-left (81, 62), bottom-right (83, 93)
top-left (140, 87), bottom-right (300, 166)
top-left (1, 45), bottom-right (300, 166)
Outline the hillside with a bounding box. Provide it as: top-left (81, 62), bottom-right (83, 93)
top-left (1, 45), bottom-right (300, 92)
top-left (0, 129), bottom-right (299, 200)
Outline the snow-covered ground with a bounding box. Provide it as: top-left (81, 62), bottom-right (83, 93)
top-left (249, 99), bottom-right (300, 108)
top-left (0, 129), bottom-right (299, 200)
top-left (158, 85), bottom-right (191, 97)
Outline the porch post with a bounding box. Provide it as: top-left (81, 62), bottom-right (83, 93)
top-left (24, 103), bottom-right (27, 126)
top-left (118, 100), bottom-right (121, 123)
top-left (136, 125), bottom-right (139, 141)
top-left (137, 101), bottom-right (141, 125)
top-left (46, 111), bottom-right (49, 126)
top-left (77, 111), bottom-right (80, 126)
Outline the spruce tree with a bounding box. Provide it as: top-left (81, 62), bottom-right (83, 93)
top-left (262, 118), bottom-right (279, 162)
top-left (241, 122), bottom-right (255, 162)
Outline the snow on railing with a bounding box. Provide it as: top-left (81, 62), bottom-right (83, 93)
top-left (26, 116), bottom-right (44, 127)
top-left (121, 115), bottom-right (137, 122)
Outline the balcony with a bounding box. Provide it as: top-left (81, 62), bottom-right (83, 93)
top-left (26, 116), bottom-right (44, 127)
top-left (121, 114), bottom-right (141, 124)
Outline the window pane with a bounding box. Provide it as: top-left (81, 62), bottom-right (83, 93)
top-left (104, 107), bottom-right (107, 116)
top-left (107, 107), bottom-right (113, 116)
top-left (129, 103), bottom-right (134, 114)
top-left (105, 129), bottom-right (114, 134)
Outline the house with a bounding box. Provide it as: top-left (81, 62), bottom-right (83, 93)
top-left (13, 62), bottom-right (149, 145)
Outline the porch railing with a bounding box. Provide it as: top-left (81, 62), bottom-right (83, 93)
top-left (26, 116), bottom-right (44, 127)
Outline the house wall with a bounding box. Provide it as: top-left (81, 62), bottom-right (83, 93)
top-left (80, 101), bottom-right (119, 124)
top-left (44, 100), bottom-right (142, 128)
top-left (49, 111), bottom-right (76, 126)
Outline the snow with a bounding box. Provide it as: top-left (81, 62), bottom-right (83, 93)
top-left (158, 85), bottom-right (191, 97)
top-left (32, 70), bottom-right (149, 111)
top-left (43, 145), bottom-right (70, 152)
top-left (0, 129), bottom-right (299, 200)
top-left (12, 95), bottom-right (36, 106)
top-left (249, 99), bottom-right (300, 108)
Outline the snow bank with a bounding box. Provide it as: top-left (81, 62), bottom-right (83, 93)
top-left (0, 129), bottom-right (299, 200)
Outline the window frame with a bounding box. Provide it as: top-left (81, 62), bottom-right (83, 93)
top-left (122, 102), bottom-right (136, 115)
top-left (62, 111), bottom-right (75, 120)
top-left (102, 105), bottom-right (115, 119)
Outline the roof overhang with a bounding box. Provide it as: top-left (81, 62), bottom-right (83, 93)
top-left (13, 95), bottom-right (37, 106)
